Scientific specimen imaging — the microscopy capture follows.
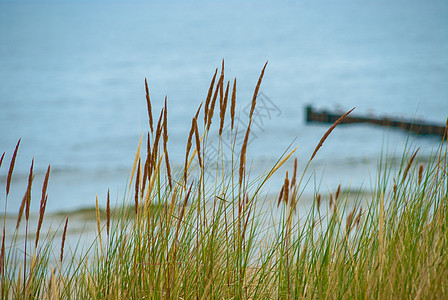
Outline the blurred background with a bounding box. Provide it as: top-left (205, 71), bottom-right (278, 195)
top-left (1, 0), bottom-right (447, 213)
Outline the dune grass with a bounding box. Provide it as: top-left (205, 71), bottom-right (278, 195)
top-left (1, 62), bottom-right (447, 299)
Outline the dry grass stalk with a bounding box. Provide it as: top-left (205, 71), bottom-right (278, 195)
top-left (147, 131), bottom-right (153, 179)
top-left (418, 163), bottom-right (424, 185)
top-left (153, 108), bottom-right (164, 150)
top-left (277, 186), bottom-right (284, 207)
top-left (185, 106), bottom-right (204, 180)
top-left (290, 157), bottom-right (298, 188)
top-left (17, 158), bottom-right (34, 229)
top-left (107, 189), bottom-right (110, 238)
top-left (35, 165), bottom-right (50, 247)
top-left (49, 267), bottom-right (58, 299)
top-left (354, 207), bottom-right (362, 227)
top-left (16, 195), bottom-right (27, 229)
top-left (145, 78), bottom-right (154, 133)
top-left (6, 139), bottom-right (21, 196)
top-left (346, 208), bottom-right (355, 233)
top-left (152, 108), bottom-right (164, 167)
top-left (283, 171), bottom-right (290, 205)
top-left (194, 102), bottom-right (203, 120)
top-left (60, 217), bottom-right (68, 262)
top-left (35, 195), bottom-right (48, 248)
top-left (290, 189), bottom-right (298, 210)
top-left (41, 165), bottom-right (50, 205)
top-left (219, 64), bottom-right (224, 111)
top-left (249, 62), bottom-right (268, 120)
top-left (403, 148), bottom-right (419, 182)
top-left (265, 146), bottom-right (299, 181)
top-left (204, 68), bottom-right (218, 126)
top-left (444, 117), bottom-right (448, 141)
top-left (207, 73), bottom-right (223, 130)
top-left (231, 78), bottom-right (237, 131)
top-left (393, 178), bottom-right (397, 195)
top-left (135, 158), bottom-right (141, 214)
top-left (95, 195), bottom-right (103, 259)
top-left (317, 193), bottom-right (322, 209)
top-left (163, 97), bottom-right (173, 189)
top-left (219, 81), bottom-right (230, 136)
top-left (185, 104), bottom-right (203, 169)
top-left (221, 58), bottom-right (225, 79)
top-left (0, 227), bottom-right (4, 277)
top-left (335, 184), bottom-right (341, 202)
top-left (184, 119), bottom-right (195, 183)
top-left (0, 152), bottom-right (4, 168)
top-left (165, 148), bottom-right (172, 189)
top-left (310, 107), bottom-right (355, 161)
top-left (25, 158), bottom-right (34, 223)
top-left (242, 193), bottom-right (253, 242)
top-left (141, 132), bottom-right (151, 198)
top-left (220, 59), bottom-right (225, 103)
top-left (147, 130), bottom-right (152, 165)
top-left (193, 118), bottom-right (202, 168)
top-left (239, 122), bottom-right (251, 186)
top-left (329, 194), bottom-right (334, 210)
top-left (163, 97), bottom-right (168, 150)
top-left (129, 134), bottom-right (143, 191)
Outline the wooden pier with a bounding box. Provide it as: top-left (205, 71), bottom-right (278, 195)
top-left (305, 105), bottom-right (447, 138)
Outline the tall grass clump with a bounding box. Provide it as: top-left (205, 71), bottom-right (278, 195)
top-left (1, 61), bottom-right (447, 299)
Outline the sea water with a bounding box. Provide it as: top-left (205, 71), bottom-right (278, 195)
top-left (1, 0), bottom-right (447, 213)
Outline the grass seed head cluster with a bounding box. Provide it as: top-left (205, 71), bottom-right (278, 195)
top-left (1, 62), bottom-right (447, 299)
